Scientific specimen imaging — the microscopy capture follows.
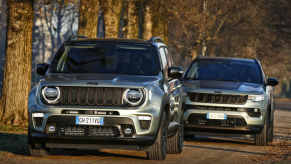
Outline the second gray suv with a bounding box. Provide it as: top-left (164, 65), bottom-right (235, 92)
top-left (183, 56), bottom-right (278, 146)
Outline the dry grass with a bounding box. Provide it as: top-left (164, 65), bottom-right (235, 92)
top-left (0, 124), bottom-right (28, 134)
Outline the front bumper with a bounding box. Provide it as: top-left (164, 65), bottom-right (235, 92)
top-left (31, 132), bottom-right (156, 151)
top-left (30, 115), bottom-right (157, 150)
top-left (183, 100), bottom-right (268, 134)
top-left (28, 99), bottom-right (162, 150)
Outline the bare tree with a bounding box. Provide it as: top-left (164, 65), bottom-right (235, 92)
top-left (78, 0), bottom-right (99, 38)
top-left (142, 0), bottom-right (168, 44)
top-left (123, 0), bottom-right (140, 39)
top-left (0, 0), bottom-right (34, 125)
top-left (101, 0), bottom-right (122, 38)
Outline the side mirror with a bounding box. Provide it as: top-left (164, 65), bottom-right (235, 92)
top-left (267, 77), bottom-right (279, 86)
top-left (168, 67), bottom-right (183, 79)
top-left (36, 63), bottom-right (49, 76)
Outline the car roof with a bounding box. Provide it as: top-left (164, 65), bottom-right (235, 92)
top-left (65, 38), bottom-right (152, 44)
top-left (195, 56), bottom-right (256, 63)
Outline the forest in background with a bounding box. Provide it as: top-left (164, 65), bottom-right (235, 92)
top-left (0, 0), bottom-right (291, 124)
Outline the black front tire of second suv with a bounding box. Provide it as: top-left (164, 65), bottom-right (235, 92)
top-left (147, 111), bottom-right (168, 160)
top-left (255, 112), bottom-right (269, 146)
top-left (167, 111), bottom-right (184, 154)
top-left (268, 118), bottom-right (274, 143)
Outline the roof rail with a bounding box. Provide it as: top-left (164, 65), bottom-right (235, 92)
top-left (67, 35), bottom-right (89, 41)
top-left (149, 37), bottom-right (164, 43)
top-left (197, 55), bottom-right (206, 58)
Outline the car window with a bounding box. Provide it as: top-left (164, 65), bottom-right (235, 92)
top-left (164, 47), bottom-right (173, 67)
top-left (166, 48), bottom-right (175, 66)
top-left (184, 60), bottom-right (263, 84)
top-left (50, 43), bottom-right (159, 76)
top-left (261, 65), bottom-right (268, 83)
top-left (159, 47), bottom-right (169, 77)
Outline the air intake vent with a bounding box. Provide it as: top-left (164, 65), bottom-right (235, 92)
top-left (188, 93), bottom-right (248, 104)
top-left (60, 126), bottom-right (120, 137)
top-left (60, 87), bottom-right (124, 106)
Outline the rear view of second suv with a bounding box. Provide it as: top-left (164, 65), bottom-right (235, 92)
top-left (182, 56), bottom-right (278, 146)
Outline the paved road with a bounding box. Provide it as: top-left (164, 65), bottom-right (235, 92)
top-left (1, 101), bottom-right (291, 164)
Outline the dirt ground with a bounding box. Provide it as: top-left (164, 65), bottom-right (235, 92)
top-left (0, 101), bottom-right (290, 164)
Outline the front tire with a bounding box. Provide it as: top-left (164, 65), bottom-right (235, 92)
top-left (28, 128), bottom-right (50, 157)
top-left (255, 112), bottom-right (269, 146)
top-left (167, 111), bottom-right (184, 154)
top-left (147, 111), bottom-right (167, 160)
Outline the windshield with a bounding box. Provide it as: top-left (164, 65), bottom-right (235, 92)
top-left (49, 43), bottom-right (159, 76)
top-left (184, 60), bottom-right (263, 84)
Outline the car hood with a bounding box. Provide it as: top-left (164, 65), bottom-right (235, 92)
top-left (40, 73), bottom-right (160, 88)
top-left (183, 80), bottom-right (264, 95)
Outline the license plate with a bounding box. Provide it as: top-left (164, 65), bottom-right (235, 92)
top-left (207, 113), bottom-right (227, 120)
top-left (75, 116), bottom-right (104, 125)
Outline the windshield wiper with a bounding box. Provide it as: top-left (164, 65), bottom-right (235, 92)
top-left (208, 79), bottom-right (240, 82)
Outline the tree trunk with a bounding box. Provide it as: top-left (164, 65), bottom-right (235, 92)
top-left (124, 0), bottom-right (140, 39)
top-left (0, 0), bottom-right (34, 125)
top-left (142, 0), bottom-right (168, 44)
top-left (78, 0), bottom-right (99, 38)
top-left (101, 0), bottom-right (122, 38)
top-left (191, 48), bottom-right (198, 61)
top-left (56, 4), bottom-right (63, 49)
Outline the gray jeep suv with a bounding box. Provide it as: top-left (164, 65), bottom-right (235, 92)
top-left (183, 56), bottom-right (279, 146)
top-left (28, 36), bottom-right (185, 160)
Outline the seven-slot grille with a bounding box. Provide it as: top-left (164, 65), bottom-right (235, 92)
top-left (60, 87), bottom-right (123, 106)
top-left (189, 93), bottom-right (248, 104)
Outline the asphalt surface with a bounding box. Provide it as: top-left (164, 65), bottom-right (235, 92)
top-left (1, 101), bottom-right (291, 164)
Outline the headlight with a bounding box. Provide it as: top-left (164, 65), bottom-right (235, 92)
top-left (124, 89), bottom-right (143, 105)
top-left (42, 86), bottom-right (60, 103)
top-left (248, 94), bottom-right (265, 102)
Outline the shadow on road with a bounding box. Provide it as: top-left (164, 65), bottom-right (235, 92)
top-left (0, 132), bottom-right (28, 156)
top-left (183, 144), bottom-right (272, 155)
top-left (50, 149), bottom-right (146, 159)
top-left (275, 102), bottom-right (291, 111)
top-left (184, 136), bottom-right (254, 146)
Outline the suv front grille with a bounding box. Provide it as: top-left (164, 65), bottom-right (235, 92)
top-left (60, 87), bottom-right (123, 106)
top-left (60, 126), bottom-right (120, 137)
top-left (189, 93), bottom-right (248, 104)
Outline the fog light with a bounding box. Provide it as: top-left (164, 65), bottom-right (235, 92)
top-left (124, 127), bottom-right (133, 135)
top-left (138, 116), bottom-right (151, 129)
top-left (140, 120), bottom-right (151, 129)
top-left (254, 108), bottom-right (259, 112)
top-left (32, 113), bottom-right (44, 127)
top-left (49, 126), bottom-right (56, 133)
